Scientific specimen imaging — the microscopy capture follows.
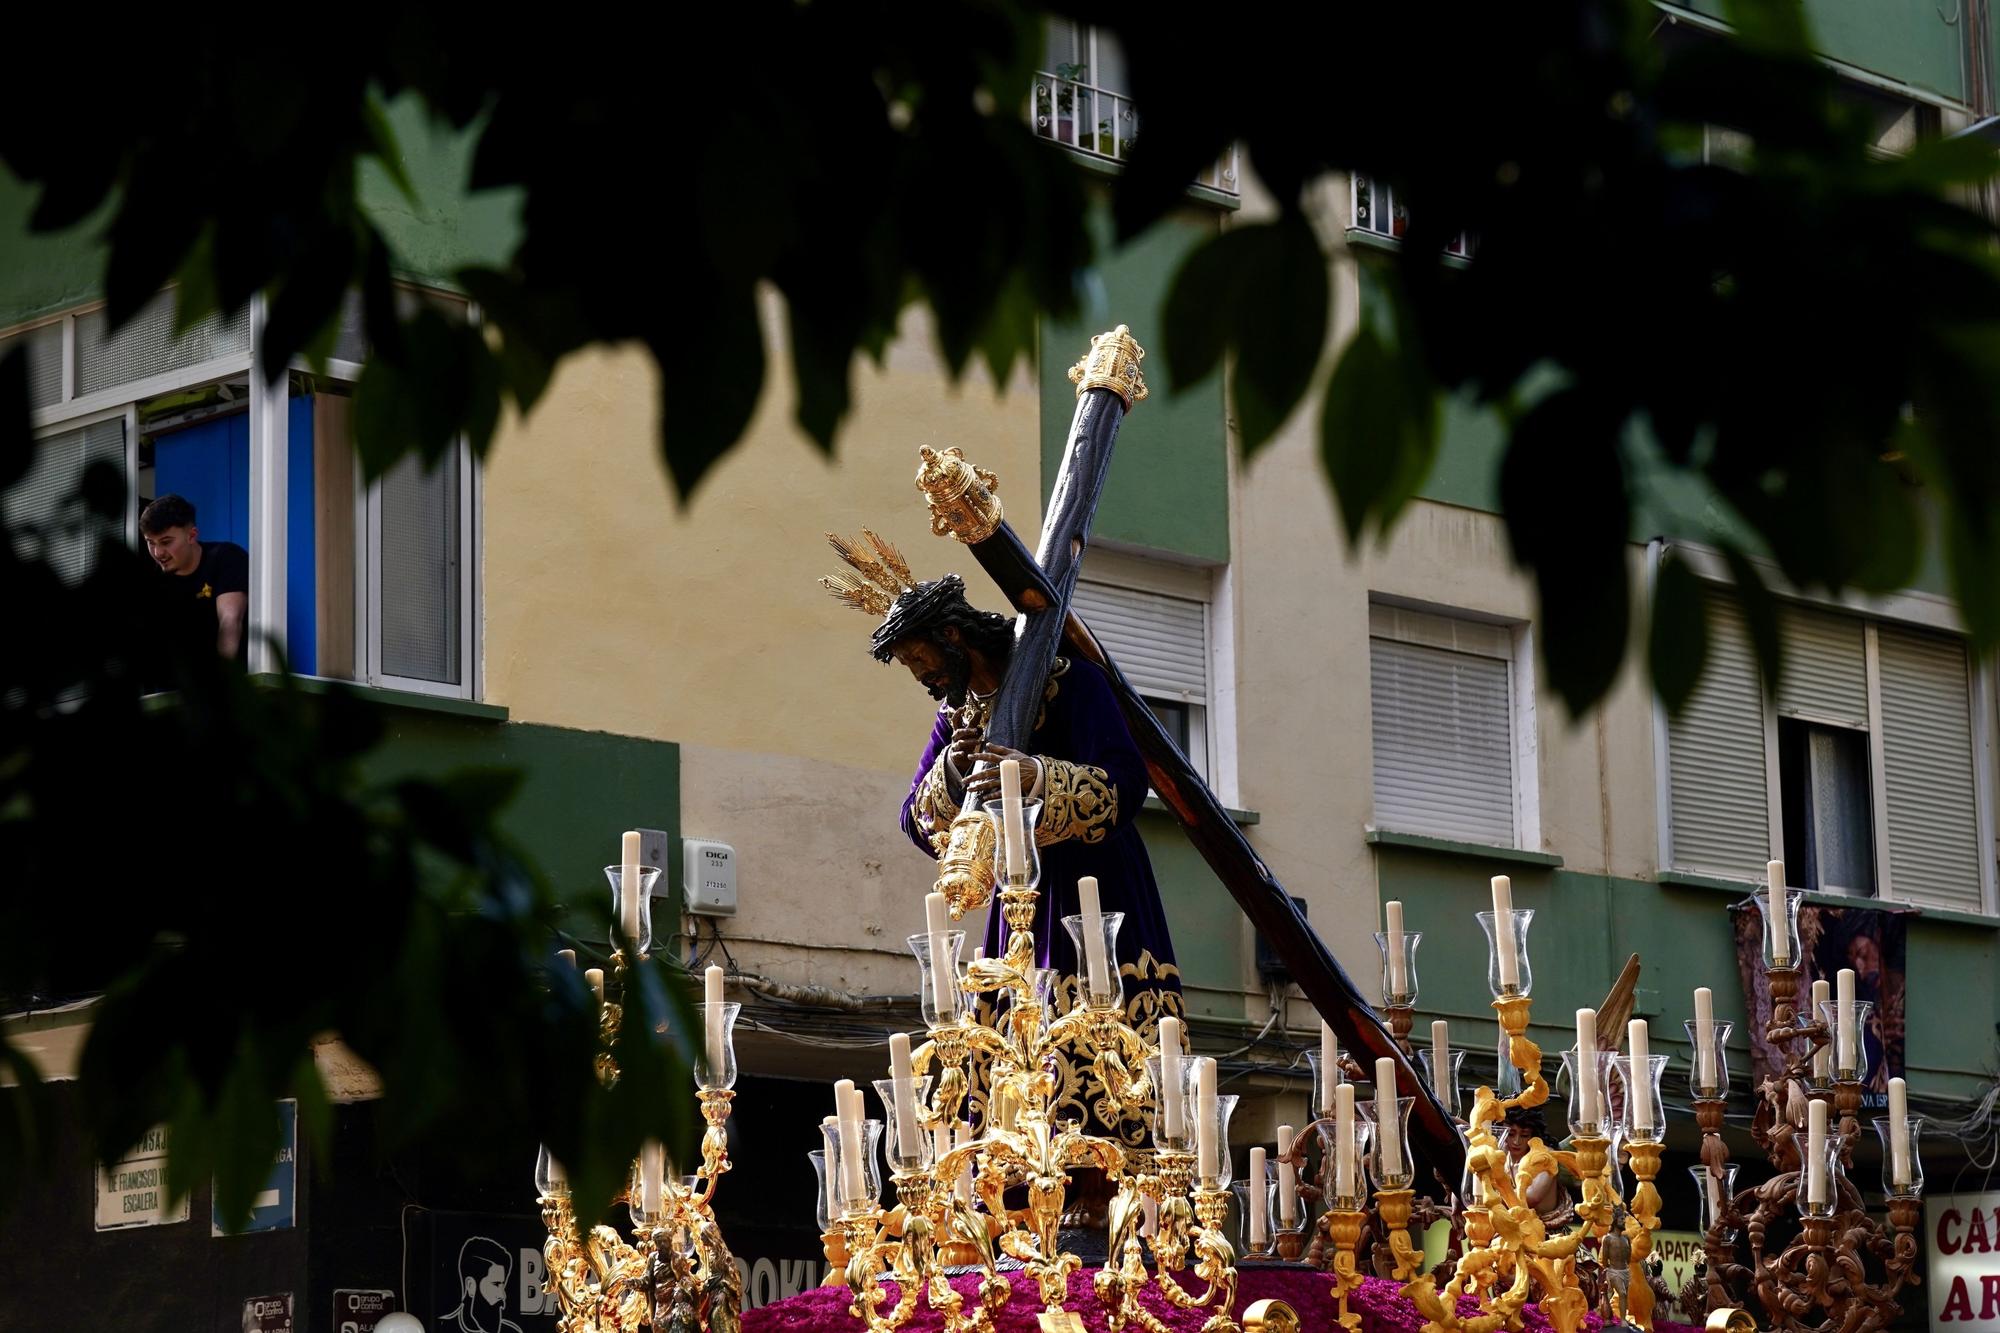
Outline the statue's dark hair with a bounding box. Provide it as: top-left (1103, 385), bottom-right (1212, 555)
top-left (869, 574), bottom-right (1014, 664)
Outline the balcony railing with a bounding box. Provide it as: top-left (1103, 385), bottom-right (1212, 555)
top-left (1350, 175), bottom-right (1473, 258)
top-left (1029, 69), bottom-right (1240, 198)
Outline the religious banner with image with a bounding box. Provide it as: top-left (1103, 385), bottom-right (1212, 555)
top-left (1730, 898), bottom-right (1907, 1109)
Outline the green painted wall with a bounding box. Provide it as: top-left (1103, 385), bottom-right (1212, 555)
top-left (0, 95), bottom-right (520, 331)
top-left (358, 707), bottom-right (680, 943)
top-left (1372, 847), bottom-right (2000, 1111)
top-left (1042, 196), bottom-right (1230, 563)
top-left (1673, 0), bottom-right (1968, 103)
top-left (1138, 809), bottom-right (1243, 1018)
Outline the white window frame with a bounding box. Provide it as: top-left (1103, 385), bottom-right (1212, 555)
top-left (1075, 547), bottom-right (1226, 796)
top-left (3, 284), bottom-right (481, 695)
top-left (1650, 538), bottom-right (1999, 915)
top-left (1366, 596), bottom-right (1541, 851)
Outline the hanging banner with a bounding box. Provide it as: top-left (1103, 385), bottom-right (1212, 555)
top-left (213, 1099), bottom-right (298, 1235)
top-left (1729, 898), bottom-right (1907, 1109)
top-left (94, 1124), bottom-right (190, 1230)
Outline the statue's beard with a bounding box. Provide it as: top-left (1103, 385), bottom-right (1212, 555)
top-left (927, 641), bottom-right (974, 707)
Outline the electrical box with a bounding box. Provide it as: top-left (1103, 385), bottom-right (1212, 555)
top-left (1255, 895), bottom-right (1310, 986)
top-left (682, 839), bottom-right (738, 917)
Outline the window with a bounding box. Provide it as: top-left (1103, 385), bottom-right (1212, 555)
top-left (0, 285), bottom-right (480, 697)
top-left (1349, 176), bottom-right (1474, 258)
top-left (1368, 603), bottom-right (1533, 848)
top-left (1030, 21), bottom-right (1238, 196)
top-left (1660, 575), bottom-right (1995, 914)
top-left (1072, 555), bottom-right (1216, 781)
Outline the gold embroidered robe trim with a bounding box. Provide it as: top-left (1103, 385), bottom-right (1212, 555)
top-left (1035, 759), bottom-right (1117, 846)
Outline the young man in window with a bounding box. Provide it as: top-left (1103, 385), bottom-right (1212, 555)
top-left (140, 494), bottom-right (248, 662)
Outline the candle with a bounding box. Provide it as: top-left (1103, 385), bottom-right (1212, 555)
top-left (1159, 1016), bottom-right (1185, 1140)
top-left (821, 1116), bottom-right (840, 1221)
top-left (1888, 1077), bottom-right (1911, 1188)
top-left (835, 1079), bottom-right (866, 1208)
top-left (925, 891), bottom-right (955, 1020)
top-left (999, 758), bottom-right (1027, 880)
top-left (621, 829), bottom-right (644, 950)
top-left (586, 968), bottom-right (606, 1006)
top-left (1077, 876), bottom-right (1113, 1000)
top-left (1431, 1019), bottom-right (1450, 1096)
top-left (1275, 1124), bottom-right (1298, 1227)
top-left (1629, 1019), bottom-right (1652, 1134)
top-left (1248, 1146), bottom-right (1268, 1246)
top-left (556, 948), bottom-right (577, 971)
top-left (1141, 1193), bottom-right (1159, 1238)
top-left (1375, 1056), bottom-right (1400, 1182)
top-left (1836, 967), bottom-right (1857, 1075)
top-left (1806, 1097), bottom-right (1828, 1205)
top-left (1319, 1021), bottom-right (1340, 1117)
top-left (933, 1124), bottom-right (951, 1178)
top-left (1811, 980), bottom-right (1831, 1080)
top-left (704, 965), bottom-right (725, 1080)
top-left (1575, 1008), bottom-right (1600, 1126)
top-left (889, 1032), bottom-right (922, 1161)
top-left (1491, 876), bottom-right (1518, 991)
top-left (1334, 1082), bottom-right (1356, 1200)
top-left (1767, 860), bottom-right (1788, 963)
top-left (955, 1123), bottom-right (974, 1203)
top-left (1706, 1167), bottom-right (1722, 1220)
top-left (640, 1139), bottom-right (664, 1217)
top-left (1694, 987), bottom-right (1717, 1091)
top-left (1196, 1056), bottom-right (1218, 1181)
top-left (1385, 900), bottom-right (1408, 998)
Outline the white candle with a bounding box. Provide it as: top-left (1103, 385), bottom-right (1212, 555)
top-left (1077, 876), bottom-right (1112, 1000)
top-left (1811, 979), bottom-right (1831, 1080)
top-left (1275, 1124), bottom-right (1298, 1227)
top-left (954, 1123), bottom-right (974, 1203)
top-left (1431, 1020), bottom-right (1450, 1096)
top-left (933, 1124), bottom-right (951, 1177)
top-left (1836, 968), bottom-right (1857, 1075)
top-left (1385, 900), bottom-right (1408, 998)
top-left (640, 1139), bottom-right (664, 1217)
top-left (704, 965), bottom-right (725, 1079)
top-left (1159, 1016), bottom-right (1185, 1140)
top-left (1767, 860), bottom-right (1789, 963)
top-left (1629, 1020), bottom-right (1652, 1134)
top-left (1319, 1021), bottom-right (1340, 1116)
top-left (586, 968), bottom-right (606, 1006)
top-left (621, 829), bottom-right (644, 949)
top-left (1491, 876), bottom-right (1518, 991)
top-left (1141, 1193), bottom-right (1159, 1238)
top-left (556, 948), bottom-right (577, 971)
top-left (1334, 1082), bottom-right (1356, 1199)
top-left (925, 891), bottom-right (955, 1020)
top-left (835, 1079), bottom-right (866, 1207)
top-left (1694, 987), bottom-right (1717, 1091)
top-left (1888, 1077), bottom-right (1911, 1188)
top-left (821, 1115), bottom-right (840, 1222)
top-left (1196, 1056), bottom-right (1218, 1181)
top-left (1806, 1097), bottom-right (1828, 1205)
top-left (1575, 1008), bottom-right (1601, 1126)
top-left (1248, 1147), bottom-right (1268, 1246)
top-left (1706, 1167), bottom-right (1722, 1220)
top-left (889, 1032), bottom-right (921, 1161)
top-left (1375, 1056), bottom-right (1400, 1181)
top-left (999, 758), bottom-right (1027, 880)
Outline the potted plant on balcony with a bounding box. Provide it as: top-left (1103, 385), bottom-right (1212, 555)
top-left (1034, 61), bottom-right (1087, 145)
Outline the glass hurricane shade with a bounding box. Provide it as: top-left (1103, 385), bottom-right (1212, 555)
top-left (820, 1118), bottom-right (885, 1215)
top-left (1373, 929), bottom-right (1422, 1006)
top-left (1872, 1115), bottom-right (1925, 1199)
top-left (1763, 886), bottom-right (1806, 969)
top-left (604, 864), bottom-right (662, 956)
top-left (1143, 1051), bottom-right (1200, 1153)
top-left (691, 1001), bottom-right (741, 1090)
top-left (1060, 910), bottom-right (1126, 1009)
top-left (907, 929), bottom-right (967, 1028)
top-left (1614, 1053), bottom-right (1670, 1145)
top-left (1475, 908), bottom-right (1536, 998)
top-left (1557, 1047), bottom-right (1622, 1138)
top-left (1366, 1095), bottom-right (1415, 1190)
top-left (1420, 1048), bottom-right (1467, 1121)
top-left (1306, 1050), bottom-right (1345, 1120)
top-left (1690, 1162), bottom-right (1740, 1239)
top-left (533, 1144), bottom-right (566, 1198)
top-left (1815, 999), bottom-right (1875, 1083)
top-left (870, 1075), bottom-right (937, 1171)
top-left (981, 795), bottom-right (1043, 890)
top-left (1315, 1117), bottom-right (1375, 1210)
top-left (1684, 1018), bottom-right (1735, 1100)
top-left (1230, 1177), bottom-right (1280, 1256)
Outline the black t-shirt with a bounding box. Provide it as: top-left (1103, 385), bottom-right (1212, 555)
top-left (158, 541), bottom-right (249, 660)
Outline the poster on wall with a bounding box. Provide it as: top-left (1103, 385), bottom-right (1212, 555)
top-left (240, 1293), bottom-right (294, 1333)
top-left (95, 1124), bottom-right (191, 1230)
top-left (214, 1099), bottom-right (298, 1235)
top-left (332, 1289), bottom-right (397, 1333)
top-left (423, 1210), bottom-right (561, 1332)
top-left (1730, 899), bottom-right (1906, 1109)
top-left (1928, 1191), bottom-right (2000, 1329)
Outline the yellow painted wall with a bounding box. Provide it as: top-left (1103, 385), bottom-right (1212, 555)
top-left (481, 294), bottom-right (1042, 776)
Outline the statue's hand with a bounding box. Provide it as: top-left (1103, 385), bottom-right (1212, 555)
top-left (965, 746), bottom-right (1041, 800)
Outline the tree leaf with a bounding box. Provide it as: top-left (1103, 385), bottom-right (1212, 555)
top-left (1720, 543), bottom-right (1784, 700)
top-left (1650, 551), bottom-right (1709, 714)
top-left (1318, 325), bottom-right (1439, 545)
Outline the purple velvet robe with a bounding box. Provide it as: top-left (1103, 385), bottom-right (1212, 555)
top-left (899, 656), bottom-right (1183, 1141)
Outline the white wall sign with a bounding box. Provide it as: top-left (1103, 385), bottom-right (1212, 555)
top-left (1928, 1190), bottom-right (2000, 1328)
top-left (94, 1125), bottom-right (190, 1230)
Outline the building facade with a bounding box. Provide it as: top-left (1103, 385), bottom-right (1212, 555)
top-left (5, 6), bottom-right (1999, 1327)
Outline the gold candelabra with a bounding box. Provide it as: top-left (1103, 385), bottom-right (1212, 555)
top-left (821, 790), bottom-right (1298, 1333)
top-left (536, 948), bottom-right (746, 1333)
